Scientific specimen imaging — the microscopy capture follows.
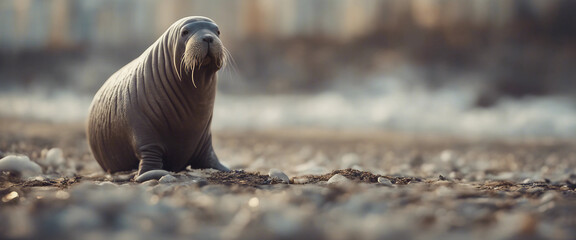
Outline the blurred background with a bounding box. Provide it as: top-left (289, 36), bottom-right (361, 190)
top-left (1, 0), bottom-right (575, 138)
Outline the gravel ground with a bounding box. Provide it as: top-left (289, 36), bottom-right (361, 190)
top-left (1, 118), bottom-right (576, 240)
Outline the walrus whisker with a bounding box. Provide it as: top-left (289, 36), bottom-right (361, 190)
top-left (183, 55), bottom-right (190, 72)
top-left (216, 50), bottom-right (225, 69)
top-left (191, 64), bottom-right (197, 88)
top-left (222, 47), bottom-right (231, 69)
top-left (180, 58), bottom-right (185, 76)
top-left (223, 47), bottom-right (237, 71)
top-left (175, 58), bottom-right (182, 81)
top-left (175, 67), bottom-right (182, 81)
top-left (181, 54), bottom-right (191, 81)
top-left (199, 55), bottom-right (205, 69)
top-left (221, 47), bottom-right (239, 81)
top-left (177, 56), bottom-right (186, 81)
top-left (184, 50), bottom-right (193, 73)
top-left (182, 54), bottom-right (188, 74)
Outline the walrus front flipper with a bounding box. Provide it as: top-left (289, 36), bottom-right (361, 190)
top-left (135, 169), bottom-right (171, 182)
top-left (135, 143), bottom-right (166, 182)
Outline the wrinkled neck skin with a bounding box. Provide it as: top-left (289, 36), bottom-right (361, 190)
top-left (184, 69), bottom-right (218, 108)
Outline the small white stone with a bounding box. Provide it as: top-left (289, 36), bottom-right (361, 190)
top-left (268, 168), bottom-right (290, 183)
top-left (141, 179), bottom-right (159, 187)
top-left (0, 155), bottom-right (42, 177)
top-left (158, 174), bottom-right (177, 183)
top-left (440, 150), bottom-right (453, 162)
top-left (448, 171), bottom-right (462, 180)
top-left (2, 191), bottom-right (19, 202)
top-left (32, 176), bottom-right (45, 181)
top-left (377, 177), bottom-right (393, 186)
top-left (539, 191), bottom-right (557, 204)
top-left (327, 174), bottom-right (351, 184)
top-left (293, 177), bottom-right (309, 184)
top-left (248, 197), bottom-right (259, 208)
top-left (522, 178), bottom-right (535, 184)
top-left (45, 148), bottom-right (65, 166)
top-left (55, 190), bottom-right (70, 200)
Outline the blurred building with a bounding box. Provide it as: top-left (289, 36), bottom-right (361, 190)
top-left (0, 0), bottom-right (571, 50)
top-left (0, 0), bottom-right (575, 97)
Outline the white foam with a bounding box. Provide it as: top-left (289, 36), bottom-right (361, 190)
top-left (0, 155), bottom-right (43, 178)
top-left (1, 76), bottom-right (575, 138)
top-left (0, 88), bottom-right (91, 122)
top-left (213, 77), bottom-right (576, 138)
top-left (39, 148), bottom-right (77, 176)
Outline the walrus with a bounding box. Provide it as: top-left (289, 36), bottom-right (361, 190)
top-left (87, 16), bottom-right (229, 181)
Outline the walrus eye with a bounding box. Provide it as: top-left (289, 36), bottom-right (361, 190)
top-left (217, 30), bottom-right (221, 36)
top-left (181, 30), bottom-right (189, 36)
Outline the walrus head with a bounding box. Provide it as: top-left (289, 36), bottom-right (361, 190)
top-left (172, 17), bottom-right (227, 87)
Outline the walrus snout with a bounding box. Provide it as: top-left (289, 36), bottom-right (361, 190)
top-left (183, 31), bottom-right (224, 69)
top-left (202, 34), bottom-right (214, 43)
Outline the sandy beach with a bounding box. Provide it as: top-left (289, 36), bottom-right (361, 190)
top-left (1, 119), bottom-right (575, 239)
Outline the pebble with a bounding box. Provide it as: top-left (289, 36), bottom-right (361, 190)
top-left (377, 177), bottom-right (393, 186)
top-left (135, 170), bottom-right (171, 182)
top-left (44, 148), bottom-right (65, 167)
top-left (159, 175), bottom-right (177, 183)
top-left (440, 150), bottom-right (454, 162)
top-left (55, 190), bottom-right (70, 200)
top-left (0, 155), bottom-right (42, 177)
top-left (293, 177), bottom-right (309, 184)
top-left (527, 187), bottom-right (545, 194)
top-left (269, 169), bottom-right (290, 183)
top-left (327, 174), bottom-right (351, 184)
top-left (141, 179), bottom-right (159, 187)
top-left (522, 178), bottom-right (535, 184)
top-left (112, 173), bottom-right (136, 182)
top-left (2, 191), bottom-right (19, 202)
top-left (448, 171), bottom-right (462, 180)
top-left (248, 197), bottom-right (259, 208)
top-left (539, 191), bottom-right (557, 204)
top-left (565, 180), bottom-right (576, 190)
top-left (191, 179), bottom-right (208, 187)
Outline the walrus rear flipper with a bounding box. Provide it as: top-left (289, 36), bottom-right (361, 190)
top-left (189, 143), bottom-right (230, 171)
top-left (203, 148), bottom-right (230, 172)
